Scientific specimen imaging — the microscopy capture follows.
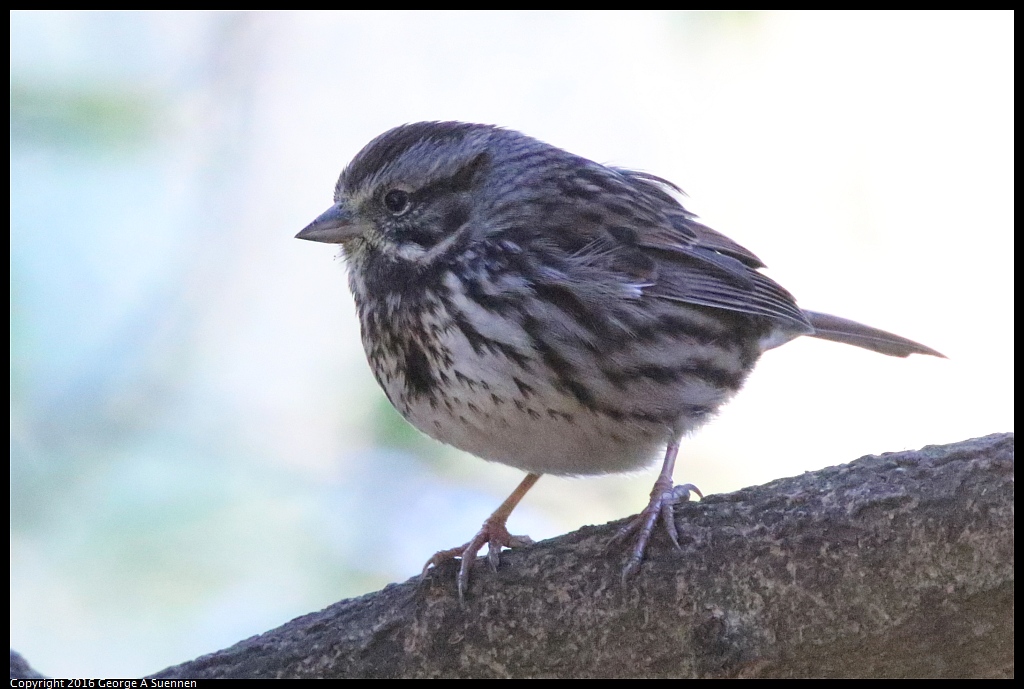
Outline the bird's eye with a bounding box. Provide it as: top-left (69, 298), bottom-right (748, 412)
top-left (383, 189), bottom-right (411, 215)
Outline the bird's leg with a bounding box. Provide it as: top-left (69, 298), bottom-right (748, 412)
top-left (612, 439), bottom-right (702, 580)
top-left (422, 472), bottom-right (540, 600)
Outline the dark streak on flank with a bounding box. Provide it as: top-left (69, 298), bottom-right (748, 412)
top-left (403, 340), bottom-right (435, 397)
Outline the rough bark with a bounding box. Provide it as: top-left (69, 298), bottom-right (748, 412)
top-left (12, 433), bottom-right (1014, 679)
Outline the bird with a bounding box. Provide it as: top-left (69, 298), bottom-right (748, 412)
top-left (296, 121), bottom-right (943, 598)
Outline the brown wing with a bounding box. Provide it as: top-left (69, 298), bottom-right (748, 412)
top-left (614, 169), bottom-right (811, 331)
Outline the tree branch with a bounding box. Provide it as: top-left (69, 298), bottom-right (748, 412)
top-left (12, 433), bottom-right (1014, 679)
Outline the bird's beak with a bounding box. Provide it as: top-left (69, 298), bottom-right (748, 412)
top-left (295, 202), bottom-right (358, 244)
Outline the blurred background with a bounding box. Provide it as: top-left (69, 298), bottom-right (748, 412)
top-left (10, 10), bottom-right (1012, 677)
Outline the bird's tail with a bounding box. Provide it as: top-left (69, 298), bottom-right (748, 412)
top-left (803, 310), bottom-right (945, 358)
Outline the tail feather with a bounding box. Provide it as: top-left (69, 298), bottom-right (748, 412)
top-left (803, 310), bottom-right (945, 359)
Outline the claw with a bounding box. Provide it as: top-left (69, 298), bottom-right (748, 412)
top-left (672, 483), bottom-right (703, 502)
top-left (487, 540), bottom-right (502, 572)
top-left (612, 440), bottom-right (702, 581)
top-left (421, 473), bottom-right (540, 601)
top-left (422, 519), bottom-right (533, 600)
top-left (660, 496), bottom-right (680, 549)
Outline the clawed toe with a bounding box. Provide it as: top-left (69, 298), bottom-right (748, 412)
top-left (421, 519), bottom-right (533, 600)
top-left (420, 473), bottom-right (540, 601)
top-left (612, 477), bottom-right (703, 582)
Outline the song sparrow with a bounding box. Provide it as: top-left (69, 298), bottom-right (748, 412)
top-left (296, 121), bottom-right (942, 598)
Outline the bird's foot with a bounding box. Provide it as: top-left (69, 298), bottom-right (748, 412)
top-left (421, 516), bottom-right (534, 601)
top-left (611, 480), bottom-right (702, 581)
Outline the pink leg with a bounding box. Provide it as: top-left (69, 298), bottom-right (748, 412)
top-left (612, 439), bottom-right (702, 580)
top-left (422, 472), bottom-right (541, 600)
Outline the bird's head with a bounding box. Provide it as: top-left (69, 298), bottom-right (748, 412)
top-left (296, 122), bottom-right (529, 265)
